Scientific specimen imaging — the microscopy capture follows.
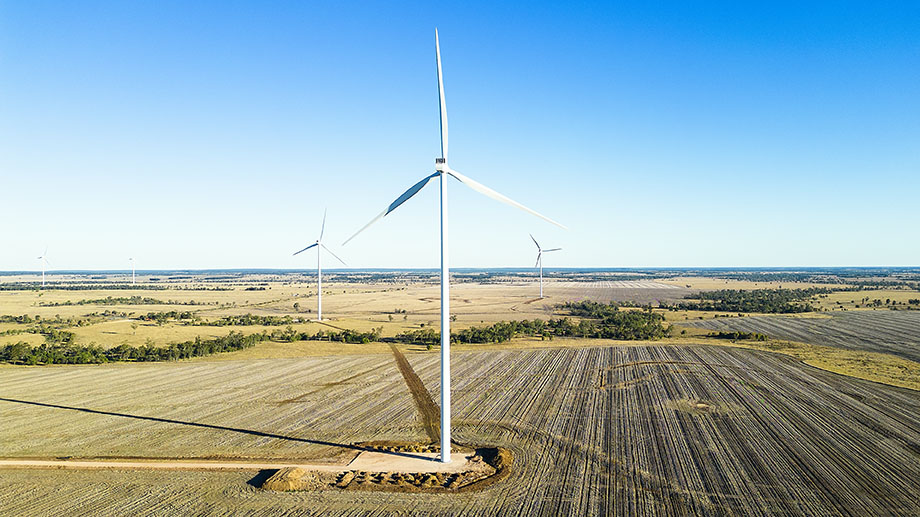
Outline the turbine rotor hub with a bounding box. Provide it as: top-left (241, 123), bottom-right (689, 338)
top-left (435, 158), bottom-right (447, 172)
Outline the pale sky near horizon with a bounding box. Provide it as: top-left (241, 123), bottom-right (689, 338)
top-left (1, 1), bottom-right (918, 271)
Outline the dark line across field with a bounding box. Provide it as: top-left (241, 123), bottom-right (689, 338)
top-left (389, 344), bottom-right (441, 442)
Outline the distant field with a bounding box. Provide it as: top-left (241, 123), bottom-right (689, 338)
top-left (0, 333), bottom-right (43, 347)
top-left (0, 281), bottom-right (694, 349)
top-left (813, 289), bottom-right (920, 310)
top-left (543, 279), bottom-right (692, 305)
top-left (1, 345), bottom-right (918, 515)
top-left (659, 276), bottom-right (842, 291)
top-left (683, 311), bottom-right (920, 363)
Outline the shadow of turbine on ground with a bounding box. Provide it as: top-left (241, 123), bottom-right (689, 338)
top-left (0, 397), bottom-right (432, 461)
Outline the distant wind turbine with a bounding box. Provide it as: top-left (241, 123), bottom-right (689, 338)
top-left (530, 234), bottom-right (561, 299)
top-left (294, 209), bottom-right (347, 321)
top-left (37, 247), bottom-right (50, 288)
top-left (129, 257), bottom-right (136, 285)
top-left (343, 29), bottom-right (566, 463)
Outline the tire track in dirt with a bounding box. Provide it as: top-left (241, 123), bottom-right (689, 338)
top-left (278, 365), bottom-right (382, 404)
top-left (389, 344), bottom-right (440, 443)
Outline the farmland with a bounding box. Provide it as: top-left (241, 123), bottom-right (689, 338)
top-left (2, 269), bottom-right (920, 515)
top-left (683, 311), bottom-right (920, 363)
top-left (0, 277), bottom-right (694, 351)
top-left (1, 344), bottom-right (919, 515)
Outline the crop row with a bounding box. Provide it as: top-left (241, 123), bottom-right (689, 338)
top-left (684, 311), bottom-right (920, 363)
top-left (1, 344), bottom-right (919, 515)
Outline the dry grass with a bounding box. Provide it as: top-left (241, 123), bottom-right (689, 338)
top-left (0, 281), bottom-right (682, 348)
top-left (814, 289), bottom-right (920, 311)
top-left (4, 280), bottom-right (917, 396)
top-left (658, 276), bottom-right (840, 290)
top-left (0, 333), bottom-right (44, 347)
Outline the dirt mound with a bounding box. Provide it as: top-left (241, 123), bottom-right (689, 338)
top-left (260, 467), bottom-right (325, 492)
top-left (458, 447), bottom-right (513, 492)
top-left (356, 440), bottom-right (440, 454)
top-left (667, 398), bottom-right (729, 416)
top-left (334, 446), bottom-right (511, 493)
top-left (260, 445), bottom-right (512, 493)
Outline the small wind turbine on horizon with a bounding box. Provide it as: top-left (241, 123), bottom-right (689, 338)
top-left (129, 257), bottom-right (136, 285)
top-left (37, 247), bottom-right (50, 288)
top-left (530, 234), bottom-right (561, 299)
top-left (343, 29), bottom-right (566, 463)
top-left (294, 209), bottom-right (347, 321)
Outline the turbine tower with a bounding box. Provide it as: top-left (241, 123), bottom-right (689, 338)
top-left (36, 247), bottom-right (50, 288)
top-left (129, 257), bottom-right (136, 285)
top-left (344, 29), bottom-right (566, 463)
top-left (530, 234), bottom-right (561, 299)
top-left (294, 209), bottom-right (347, 321)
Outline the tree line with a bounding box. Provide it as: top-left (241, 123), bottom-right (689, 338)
top-left (0, 325), bottom-right (389, 365)
top-left (0, 301), bottom-right (668, 365)
top-left (38, 296), bottom-right (212, 307)
top-left (660, 288), bottom-right (832, 314)
top-left (396, 301), bottom-right (668, 346)
top-left (0, 331), bottom-right (268, 365)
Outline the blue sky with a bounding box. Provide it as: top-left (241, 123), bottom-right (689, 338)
top-left (1, 1), bottom-right (917, 270)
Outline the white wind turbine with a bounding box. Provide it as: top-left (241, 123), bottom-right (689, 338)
top-left (129, 257), bottom-right (136, 285)
top-left (37, 247), bottom-right (50, 288)
top-left (530, 234), bottom-right (561, 299)
top-left (294, 209), bottom-right (347, 321)
top-left (343, 29), bottom-right (566, 463)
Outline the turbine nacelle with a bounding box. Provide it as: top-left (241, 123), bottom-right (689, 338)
top-left (435, 158), bottom-right (448, 172)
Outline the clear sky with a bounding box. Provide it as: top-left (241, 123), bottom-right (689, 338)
top-left (1, 1), bottom-right (917, 270)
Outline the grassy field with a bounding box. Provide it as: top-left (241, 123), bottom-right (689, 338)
top-left (11, 277), bottom-right (909, 352)
top-left (0, 281), bottom-right (690, 348)
top-left (1, 345), bottom-right (919, 515)
top-left (812, 289), bottom-right (920, 310)
top-left (3, 278), bottom-right (918, 392)
top-left (658, 276), bottom-right (841, 290)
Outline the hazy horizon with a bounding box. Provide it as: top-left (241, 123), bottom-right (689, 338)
top-left (2, 266), bottom-right (917, 275)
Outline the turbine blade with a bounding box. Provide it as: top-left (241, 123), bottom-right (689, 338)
top-left (343, 172), bottom-right (439, 245)
top-left (447, 169), bottom-right (568, 229)
top-left (321, 243), bottom-right (348, 266)
top-left (543, 248), bottom-right (562, 252)
top-left (293, 243), bottom-right (319, 256)
top-left (436, 29), bottom-right (448, 160)
top-left (529, 233), bottom-right (541, 250)
top-left (319, 208), bottom-right (327, 241)
top-left (535, 253), bottom-right (541, 269)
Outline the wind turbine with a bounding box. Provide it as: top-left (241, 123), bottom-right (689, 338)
top-left (129, 257), bottom-right (136, 285)
top-left (343, 29), bottom-right (566, 463)
top-left (530, 234), bottom-right (561, 299)
top-left (36, 247), bottom-right (50, 288)
top-left (293, 209), bottom-right (347, 321)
